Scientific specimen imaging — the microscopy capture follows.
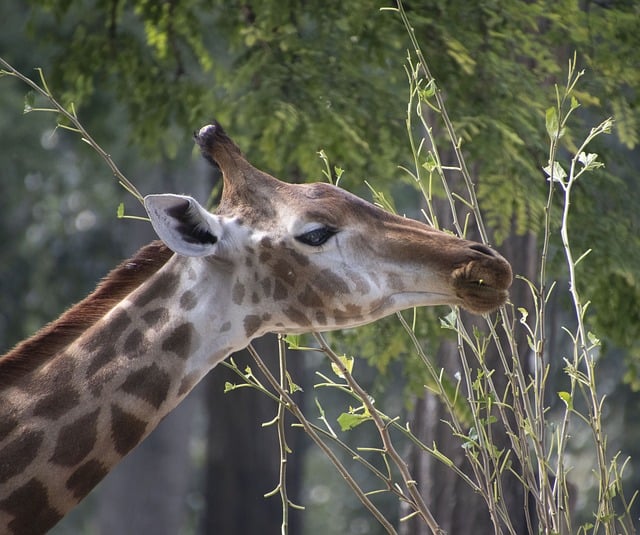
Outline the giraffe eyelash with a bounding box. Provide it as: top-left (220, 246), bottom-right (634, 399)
top-left (295, 226), bottom-right (337, 247)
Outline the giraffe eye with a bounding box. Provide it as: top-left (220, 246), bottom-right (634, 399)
top-left (295, 226), bottom-right (337, 247)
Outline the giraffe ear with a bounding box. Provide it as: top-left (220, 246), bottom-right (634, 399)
top-left (144, 194), bottom-right (222, 257)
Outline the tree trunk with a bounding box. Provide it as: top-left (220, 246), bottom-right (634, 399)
top-left (199, 334), bottom-right (306, 535)
top-left (400, 230), bottom-right (538, 534)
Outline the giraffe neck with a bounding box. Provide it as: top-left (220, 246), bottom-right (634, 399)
top-left (0, 247), bottom-right (249, 534)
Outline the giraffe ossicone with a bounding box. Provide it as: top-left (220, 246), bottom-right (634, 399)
top-left (0, 121), bottom-right (512, 534)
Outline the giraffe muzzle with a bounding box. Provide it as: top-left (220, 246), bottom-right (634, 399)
top-left (452, 244), bottom-right (513, 313)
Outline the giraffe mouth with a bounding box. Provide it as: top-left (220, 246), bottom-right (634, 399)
top-left (366, 291), bottom-right (455, 319)
top-left (454, 280), bottom-right (510, 314)
top-left (451, 254), bottom-right (512, 313)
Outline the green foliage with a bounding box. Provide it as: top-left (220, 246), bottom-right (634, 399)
top-left (3, 0), bottom-right (640, 531)
top-left (594, 270), bottom-right (640, 388)
top-left (22, 0), bottom-right (409, 185)
top-left (17, 1), bottom-right (640, 297)
top-left (401, 0), bottom-right (639, 245)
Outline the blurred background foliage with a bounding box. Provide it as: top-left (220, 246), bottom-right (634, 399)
top-left (1, 0), bottom-right (639, 533)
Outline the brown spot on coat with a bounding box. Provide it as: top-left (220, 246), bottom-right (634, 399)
top-left (110, 404), bottom-right (147, 456)
top-left (142, 307), bottom-right (169, 327)
top-left (0, 478), bottom-right (62, 535)
top-left (273, 259), bottom-right (296, 285)
top-left (313, 269), bottom-right (350, 296)
top-left (82, 308), bottom-right (131, 354)
top-left (178, 371), bottom-right (200, 397)
top-left (66, 459), bottom-right (109, 500)
top-left (232, 281), bottom-right (246, 305)
top-left (123, 329), bottom-right (149, 359)
top-left (0, 410), bottom-right (18, 440)
top-left (33, 388), bottom-right (81, 420)
top-left (283, 307), bottom-right (310, 327)
top-left (30, 353), bottom-right (76, 398)
top-left (346, 269), bottom-right (371, 294)
top-left (244, 315), bottom-right (262, 337)
top-left (261, 278), bottom-right (272, 297)
top-left (386, 272), bottom-right (404, 291)
top-left (162, 323), bottom-right (199, 360)
top-left (119, 363), bottom-right (171, 409)
top-left (85, 344), bottom-right (116, 379)
top-left (298, 285), bottom-right (324, 308)
top-left (0, 429), bottom-right (44, 484)
top-left (289, 249), bottom-right (310, 266)
top-left (273, 280), bottom-right (288, 300)
top-left (180, 291), bottom-right (197, 311)
top-left (259, 251), bottom-right (272, 263)
top-left (132, 271), bottom-right (180, 308)
top-left (50, 409), bottom-right (100, 467)
top-left (87, 360), bottom-right (120, 398)
top-left (315, 311), bottom-right (328, 325)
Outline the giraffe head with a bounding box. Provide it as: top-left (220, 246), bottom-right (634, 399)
top-left (145, 123), bottom-right (512, 339)
top-left (0, 123), bottom-right (513, 535)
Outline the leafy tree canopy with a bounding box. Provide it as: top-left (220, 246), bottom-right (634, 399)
top-left (4, 0), bottom-right (640, 378)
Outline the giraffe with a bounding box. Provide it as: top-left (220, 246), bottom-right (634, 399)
top-left (0, 122), bottom-right (512, 534)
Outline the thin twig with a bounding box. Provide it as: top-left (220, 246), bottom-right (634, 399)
top-left (391, 0), bottom-right (488, 243)
top-left (312, 333), bottom-right (445, 535)
top-left (260, 337), bottom-right (304, 534)
top-left (0, 57), bottom-right (144, 203)
top-left (245, 343), bottom-right (399, 535)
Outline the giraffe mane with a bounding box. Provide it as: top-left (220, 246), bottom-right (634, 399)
top-left (0, 240), bottom-right (174, 385)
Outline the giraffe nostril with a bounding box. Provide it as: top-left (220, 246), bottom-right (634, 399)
top-left (459, 243), bottom-right (513, 295)
top-left (468, 244), bottom-right (497, 258)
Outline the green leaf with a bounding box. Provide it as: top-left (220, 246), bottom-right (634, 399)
top-left (542, 161), bottom-right (567, 182)
top-left (545, 106), bottom-right (560, 139)
top-left (337, 410), bottom-right (371, 431)
top-left (462, 426), bottom-right (479, 450)
top-left (518, 307), bottom-right (529, 324)
top-left (558, 391), bottom-right (573, 410)
top-left (570, 95), bottom-right (579, 110)
top-left (440, 309), bottom-right (458, 330)
top-left (116, 202), bottom-right (125, 219)
top-left (331, 355), bottom-right (354, 378)
top-left (365, 181), bottom-right (396, 213)
top-left (23, 91), bottom-right (35, 114)
top-left (284, 333), bottom-right (301, 349)
top-left (483, 415), bottom-right (497, 425)
top-left (286, 371), bottom-right (303, 394)
top-left (577, 152), bottom-right (603, 170)
top-left (422, 152), bottom-right (438, 173)
top-left (587, 331), bottom-right (601, 347)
